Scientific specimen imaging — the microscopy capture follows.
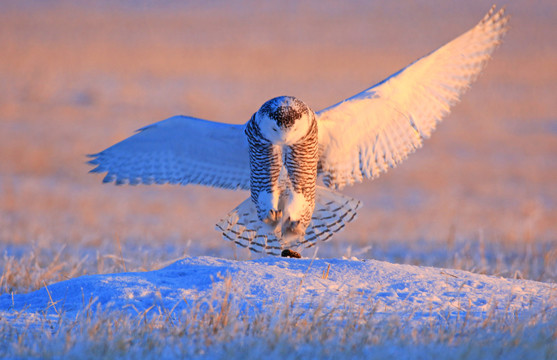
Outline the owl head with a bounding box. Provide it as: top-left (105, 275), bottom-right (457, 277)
top-left (255, 96), bottom-right (315, 145)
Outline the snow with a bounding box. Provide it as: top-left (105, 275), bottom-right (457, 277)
top-left (2, 256), bottom-right (555, 326)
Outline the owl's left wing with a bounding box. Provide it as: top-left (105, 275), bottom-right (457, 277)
top-left (88, 115), bottom-right (251, 190)
top-left (317, 6), bottom-right (509, 189)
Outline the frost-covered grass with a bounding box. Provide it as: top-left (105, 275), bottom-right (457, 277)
top-left (1, 304), bottom-right (556, 360)
top-left (1, 266), bottom-right (556, 359)
top-left (1, 244), bottom-right (557, 359)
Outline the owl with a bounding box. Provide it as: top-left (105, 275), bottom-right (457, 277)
top-left (88, 7), bottom-right (509, 256)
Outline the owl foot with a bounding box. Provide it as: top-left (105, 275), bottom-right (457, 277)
top-left (263, 209), bottom-right (282, 225)
top-left (284, 219), bottom-right (306, 235)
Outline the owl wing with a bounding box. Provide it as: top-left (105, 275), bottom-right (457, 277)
top-left (316, 6), bottom-right (509, 189)
top-left (88, 115), bottom-right (251, 190)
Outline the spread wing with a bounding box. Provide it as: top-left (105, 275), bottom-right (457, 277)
top-left (317, 6), bottom-right (509, 189)
top-left (88, 115), bottom-right (251, 190)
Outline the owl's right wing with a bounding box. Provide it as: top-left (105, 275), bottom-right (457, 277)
top-left (88, 115), bottom-right (251, 190)
top-left (316, 6), bottom-right (509, 189)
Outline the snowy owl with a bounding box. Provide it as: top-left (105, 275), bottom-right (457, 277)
top-left (89, 7), bottom-right (509, 256)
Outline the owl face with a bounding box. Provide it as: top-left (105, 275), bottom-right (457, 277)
top-left (256, 96), bottom-right (314, 145)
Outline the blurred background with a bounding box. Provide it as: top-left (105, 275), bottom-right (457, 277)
top-left (0, 1), bottom-right (555, 282)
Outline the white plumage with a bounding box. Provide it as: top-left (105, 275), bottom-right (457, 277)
top-left (89, 7), bottom-right (509, 256)
top-left (89, 116), bottom-right (250, 189)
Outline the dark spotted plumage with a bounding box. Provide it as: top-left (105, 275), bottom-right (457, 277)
top-left (245, 116), bottom-right (282, 221)
top-left (224, 96), bottom-right (357, 254)
top-left (283, 115), bottom-right (318, 230)
top-left (245, 96), bottom-right (318, 236)
top-left (259, 97), bottom-right (309, 129)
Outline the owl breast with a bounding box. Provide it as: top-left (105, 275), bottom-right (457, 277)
top-left (245, 96), bottom-right (319, 239)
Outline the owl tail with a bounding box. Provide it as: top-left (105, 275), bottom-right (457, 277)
top-left (215, 186), bottom-right (362, 256)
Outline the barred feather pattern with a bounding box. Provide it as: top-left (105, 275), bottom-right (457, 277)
top-left (301, 189), bottom-right (362, 248)
top-left (284, 116), bottom-right (319, 229)
top-left (245, 116), bottom-right (282, 221)
top-left (215, 186), bottom-right (362, 255)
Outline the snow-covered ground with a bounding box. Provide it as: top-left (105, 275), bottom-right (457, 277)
top-left (3, 256), bottom-right (555, 323)
top-left (1, 255), bottom-right (556, 358)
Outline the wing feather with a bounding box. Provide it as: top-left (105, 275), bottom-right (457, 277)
top-left (88, 115), bottom-right (251, 190)
top-left (317, 6), bottom-right (509, 189)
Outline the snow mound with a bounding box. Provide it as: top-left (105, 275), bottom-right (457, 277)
top-left (1, 257), bottom-right (555, 325)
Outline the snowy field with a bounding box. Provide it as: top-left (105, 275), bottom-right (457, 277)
top-left (2, 256), bottom-right (556, 358)
top-left (1, 0), bottom-right (556, 358)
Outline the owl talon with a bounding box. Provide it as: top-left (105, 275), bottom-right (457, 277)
top-left (263, 209), bottom-right (282, 225)
top-left (285, 219), bottom-right (305, 235)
